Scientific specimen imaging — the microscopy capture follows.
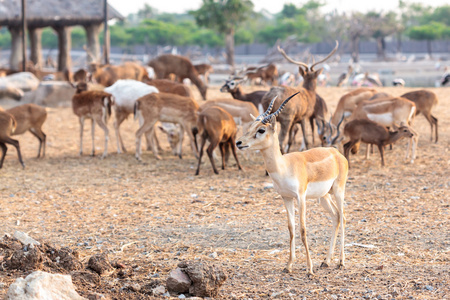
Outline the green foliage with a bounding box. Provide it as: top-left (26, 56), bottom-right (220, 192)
top-left (191, 0), bottom-right (254, 34)
top-left (235, 28), bottom-right (254, 45)
top-left (407, 22), bottom-right (446, 40)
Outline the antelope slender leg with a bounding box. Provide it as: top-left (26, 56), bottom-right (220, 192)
top-left (319, 194), bottom-right (339, 268)
top-left (298, 195), bottom-right (313, 276)
top-left (282, 197), bottom-right (296, 274)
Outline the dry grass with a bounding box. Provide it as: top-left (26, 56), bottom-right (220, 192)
top-left (0, 85), bottom-right (449, 299)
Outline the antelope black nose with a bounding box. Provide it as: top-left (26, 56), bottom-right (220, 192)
top-left (236, 141), bottom-right (242, 147)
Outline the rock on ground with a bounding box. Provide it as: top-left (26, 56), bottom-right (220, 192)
top-left (87, 253), bottom-right (114, 276)
top-left (178, 261), bottom-right (227, 297)
top-left (166, 267), bottom-right (192, 293)
top-left (6, 271), bottom-right (87, 300)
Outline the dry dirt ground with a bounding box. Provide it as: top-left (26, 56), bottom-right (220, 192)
top-left (0, 85), bottom-right (449, 299)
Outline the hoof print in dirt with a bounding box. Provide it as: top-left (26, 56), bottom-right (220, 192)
top-left (88, 253), bottom-right (114, 276)
top-left (173, 260), bottom-right (227, 297)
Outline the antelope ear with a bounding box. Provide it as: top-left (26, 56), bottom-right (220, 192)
top-left (250, 114), bottom-right (256, 121)
top-left (158, 125), bottom-right (167, 133)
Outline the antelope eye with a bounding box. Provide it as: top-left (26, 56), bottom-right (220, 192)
top-left (257, 128), bottom-right (265, 134)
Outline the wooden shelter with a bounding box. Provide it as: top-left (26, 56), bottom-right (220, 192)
top-left (0, 0), bottom-right (123, 71)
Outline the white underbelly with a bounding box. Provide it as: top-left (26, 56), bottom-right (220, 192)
top-left (305, 179), bottom-right (335, 199)
top-left (367, 113), bottom-right (393, 127)
top-left (270, 173), bottom-right (335, 199)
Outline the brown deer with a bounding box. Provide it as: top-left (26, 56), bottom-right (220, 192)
top-left (89, 62), bottom-right (149, 87)
top-left (133, 92), bottom-right (199, 161)
top-left (243, 63), bottom-right (278, 85)
top-left (400, 90), bottom-right (438, 143)
top-left (195, 106), bottom-right (242, 175)
top-left (220, 76), bottom-right (268, 113)
top-left (261, 41), bottom-right (338, 152)
top-left (236, 93), bottom-right (348, 276)
top-left (6, 104), bottom-right (47, 158)
top-left (194, 63), bottom-right (213, 85)
top-left (142, 77), bottom-right (192, 97)
top-left (70, 81), bottom-right (114, 158)
top-left (148, 54), bottom-right (207, 100)
top-left (0, 110), bottom-right (25, 169)
top-left (343, 119), bottom-right (414, 167)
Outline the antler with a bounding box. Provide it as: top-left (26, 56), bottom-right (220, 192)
top-left (277, 46), bottom-right (309, 70)
top-left (310, 40), bottom-right (339, 71)
top-left (330, 114), bottom-right (345, 145)
top-left (256, 96), bottom-right (277, 123)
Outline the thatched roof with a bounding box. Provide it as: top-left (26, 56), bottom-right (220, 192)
top-left (0, 0), bottom-right (123, 27)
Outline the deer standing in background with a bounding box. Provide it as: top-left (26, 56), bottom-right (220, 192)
top-left (261, 41), bottom-right (338, 152)
top-left (0, 110), bottom-right (25, 169)
top-left (148, 54), bottom-right (207, 100)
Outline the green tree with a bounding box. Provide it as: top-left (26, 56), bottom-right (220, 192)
top-left (365, 11), bottom-right (399, 60)
top-left (407, 22), bottom-right (446, 57)
top-left (191, 0), bottom-right (254, 66)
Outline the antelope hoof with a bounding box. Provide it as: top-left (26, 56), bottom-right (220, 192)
top-left (320, 261), bottom-right (329, 268)
top-left (337, 261), bottom-right (345, 269)
top-left (307, 271), bottom-right (315, 278)
top-left (155, 155), bottom-right (162, 160)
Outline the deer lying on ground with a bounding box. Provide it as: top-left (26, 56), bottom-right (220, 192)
top-left (89, 62), bottom-right (148, 87)
top-left (195, 106), bottom-right (242, 175)
top-left (400, 90), bottom-right (438, 143)
top-left (0, 110), bottom-right (25, 169)
top-left (261, 41), bottom-right (338, 152)
top-left (6, 104), bottom-right (47, 158)
top-left (348, 97), bottom-right (418, 163)
top-left (70, 81), bottom-right (114, 158)
top-left (343, 119), bottom-right (414, 167)
top-left (148, 54), bottom-right (207, 100)
top-left (236, 93), bottom-right (348, 276)
top-left (104, 79), bottom-right (159, 154)
top-left (194, 63), bottom-right (213, 85)
top-left (133, 93), bottom-right (199, 161)
top-left (220, 76), bottom-right (268, 113)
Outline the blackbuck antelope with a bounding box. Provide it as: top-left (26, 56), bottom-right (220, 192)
top-left (220, 77), bottom-right (268, 113)
top-left (133, 93), bottom-right (199, 161)
top-left (261, 41), bottom-right (338, 153)
top-left (195, 106), bottom-right (242, 175)
top-left (6, 104), bottom-right (47, 158)
top-left (0, 110), bottom-right (25, 169)
top-left (349, 97), bottom-right (418, 163)
top-left (70, 81), bottom-right (114, 159)
top-left (236, 93), bottom-right (348, 276)
top-left (343, 119), bottom-right (414, 167)
top-left (400, 90), bottom-right (438, 143)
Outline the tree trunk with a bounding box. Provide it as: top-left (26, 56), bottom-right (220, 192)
top-left (225, 28), bottom-right (235, 67)
top-left (376, 37), bottom-right (386, 60)
top-left (29, 27), bottom-right (43, 69)
top-left (350, 35), bottom-right (360, 63)
top-left (427, 40), bottom-right (432, 58)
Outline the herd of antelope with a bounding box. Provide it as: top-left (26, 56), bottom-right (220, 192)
top-left (0, 41), bottom-right (442, 276)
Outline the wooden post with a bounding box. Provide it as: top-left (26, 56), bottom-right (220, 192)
top-left (8, 26), bottom-right (23, 70)
top-left (84, 23), bottom-right (102, 64)
top-left (54, 26), bottom-right (72, 71)
top-left (29, 27), bottom-right (43, 68)
top-left (21, 0), bottom-right (27, 71)
top-left (103, 0), bottom-right (110, 64)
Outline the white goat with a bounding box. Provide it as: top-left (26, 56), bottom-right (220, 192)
top-left (104, 79), bottom-right (159, 154)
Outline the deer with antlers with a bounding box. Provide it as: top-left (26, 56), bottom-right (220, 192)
top-left (236, 93), bottom-right (348, 276)
top-left (261, 41), bottom-right (338, 153)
